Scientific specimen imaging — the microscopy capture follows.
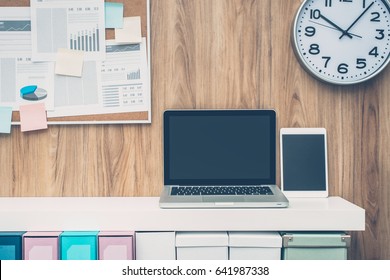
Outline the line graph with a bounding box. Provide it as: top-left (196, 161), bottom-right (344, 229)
top-left (106, 44), bottom-right (140, 53)
top-left (0, 21), bottom-right (31, 31)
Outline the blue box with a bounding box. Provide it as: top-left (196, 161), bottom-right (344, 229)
top-left (60, 231), bottom-right (99, 260)
top-left (0, 232), bottom-right (26, 260)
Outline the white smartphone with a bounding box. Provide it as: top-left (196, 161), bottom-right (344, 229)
top-left (280, 128), bottom-right (329, 198)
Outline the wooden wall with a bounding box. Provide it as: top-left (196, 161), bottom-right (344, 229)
top-left (0, 0), bottom-right (389, 259)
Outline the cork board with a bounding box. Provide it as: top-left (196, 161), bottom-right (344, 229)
top-left (1, 0), bottom-right (150, 124)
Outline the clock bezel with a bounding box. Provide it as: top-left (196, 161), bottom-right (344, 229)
top-left (291, 0), bottom-right (390, 85)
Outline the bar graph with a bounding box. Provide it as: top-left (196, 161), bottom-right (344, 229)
top-left (127, 69), bottom-right (141, 80)
top-left (70, 27), bottom-right (100, 52)
top-left (32, 1), bottom-right (105, 61)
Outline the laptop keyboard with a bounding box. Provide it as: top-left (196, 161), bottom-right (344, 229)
top-left (170, 186), bottom-right (274, 196)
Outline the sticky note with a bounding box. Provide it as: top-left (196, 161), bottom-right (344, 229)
top-left (105, 2), bottom-right (124, 28)
top-left (55, 48), bottom-right (84, 77)
top-left (115, 16), bottom-right (142, 44)
top-left (19, 103), bottom-right (47, 132)
top-left (0, 106), bottom-right (12, 134)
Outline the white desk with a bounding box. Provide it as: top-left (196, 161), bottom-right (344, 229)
top-left (0, 197), bottom-right (364, 231)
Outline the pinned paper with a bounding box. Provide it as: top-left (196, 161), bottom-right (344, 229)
top-left (105, 2), bottom-right (124, 28)
top-left (55, 48), bottom-right (84, 77)
top-left (0, 106), bottom-right (12, 134)
top-left (115, 16), bottom-right (142, 44)
top-left (19, 103), bottom-right (48, 132)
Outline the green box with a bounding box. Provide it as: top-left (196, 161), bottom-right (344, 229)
top-left (281, 232), bottom-right (350, 260)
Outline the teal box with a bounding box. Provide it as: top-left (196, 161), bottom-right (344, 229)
top-left (281, 232), bottom-right (350, 260)
top-left (60, 231), bottom-right (99, 260)
top-left (0, 232), bottom-right (26, 260)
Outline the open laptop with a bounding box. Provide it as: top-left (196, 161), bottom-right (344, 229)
top-left (159, 109), bottom-right (289, 208)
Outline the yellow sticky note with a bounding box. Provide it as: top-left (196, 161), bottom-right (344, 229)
top-left (115, 16), bottom-right (142, 44)
top-left (19, 103), bottom-right (48, 132)
top-left (55, 48), bottom-right (84, 77)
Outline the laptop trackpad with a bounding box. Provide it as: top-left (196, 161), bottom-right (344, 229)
top-left (202, 196), bottom-right (244, 202)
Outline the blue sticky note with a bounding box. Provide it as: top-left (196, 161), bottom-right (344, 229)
top-left (105, 2), bottom-right (124, 28)
top-left (0, 106), bottom-right (12, 134)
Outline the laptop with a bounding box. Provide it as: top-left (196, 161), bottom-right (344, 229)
top-left (159, 109), bottom-right (289, 208)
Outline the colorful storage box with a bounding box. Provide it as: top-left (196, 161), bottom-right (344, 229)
top-left (23, 231), bottom-right (62, 260)
top-left (60, 231), bottom-right (99, 260)
top-left (228, 231), bottom-right (282, 260)
top-left (98, 231), bottom-right (135, 260)
top-left (0, 231), bottom-right (25, 260)
top-left (282, 232), bottom-right (350, 260)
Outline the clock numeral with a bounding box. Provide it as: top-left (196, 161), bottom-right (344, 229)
top-left (338, 63), bottom-right (349, 74)
top-left (363, 0), bottom-right (366, 9)
top-left (310, 9), bottom-right (321, 19)
top-left (369, 46), bottom-right (379, 57)
top-left (375, 29), bottom-right (385, 40)
top-left (371, 12), bottom-right (380, 22)
top-left (322, 56), bottom-right (331, 68)
top-left (309, 44), bottom-right (320, 55)
top-left (356, 58), bottom-right (367, 69)
top-left (325, 0), bottom-right (332, 7)
top-left (305, 26), bottom-right (316, 37)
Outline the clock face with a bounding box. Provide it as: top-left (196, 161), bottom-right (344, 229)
top-left (293, 0), bottom-right (390, 85)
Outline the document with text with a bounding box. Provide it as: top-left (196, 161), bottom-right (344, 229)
top-left (30, 0), bottom-right (106, 61)
top-left (0, 8), bottom-right (54, 110)
top-left (47, 39), bottom-right (150, 117)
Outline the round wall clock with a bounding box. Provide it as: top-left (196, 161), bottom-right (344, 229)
top-left (292, 0), bottom-right (390, 85)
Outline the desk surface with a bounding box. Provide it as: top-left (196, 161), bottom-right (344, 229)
top-left (0, 196), bottom-right (365, 231)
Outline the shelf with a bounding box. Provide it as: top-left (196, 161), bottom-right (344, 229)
top-left (0, 196), bottom-right (365, 231)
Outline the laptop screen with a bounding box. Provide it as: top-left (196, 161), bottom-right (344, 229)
top-left (164, 110), bottom-right (276, 186)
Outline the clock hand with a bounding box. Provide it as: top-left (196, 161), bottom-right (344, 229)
top-left (319, 14), bottom-right (353, 39)
top-left (308, 20), bottom-right (362, 38)
top-left (339, 1), bottom-right (374, 39)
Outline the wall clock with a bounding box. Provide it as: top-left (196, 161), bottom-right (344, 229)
top-left (292, 0), bottom-right (390, 85)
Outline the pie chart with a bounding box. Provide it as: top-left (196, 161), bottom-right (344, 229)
top-left (20, 85), bottom-right (48, 101)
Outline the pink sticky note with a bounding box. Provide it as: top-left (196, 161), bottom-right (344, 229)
top-left (19, 103), bottom-right (48, 132)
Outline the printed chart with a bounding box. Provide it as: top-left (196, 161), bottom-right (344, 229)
top-left (31, 0), bottom-right (105, 61)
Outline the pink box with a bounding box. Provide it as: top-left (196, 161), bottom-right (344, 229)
top-left (23, 232), bottom-right (62, 260)
top-left (98, 231), bottom-right (135, 260)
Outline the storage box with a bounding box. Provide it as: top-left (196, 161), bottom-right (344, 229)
top-left (98, 231), bottom-right (135, 260)
top-left (176, 231), bottom-right (228, 260)
top-left (0, 231), bottom-right (25, 260)
top-left (282, 232), bottom-right (350, 260)
top-left (228, 231), bottom-right (282, 260)
top-left (135, 232), bottom-right (175, 260)
top-left (60, 231), bottom-right (99, 260)
top-left (23, 232), bottom-right (62, 260)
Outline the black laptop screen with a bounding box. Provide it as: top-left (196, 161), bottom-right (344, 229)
top-left (164, 110), bottom-right (276, 185)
